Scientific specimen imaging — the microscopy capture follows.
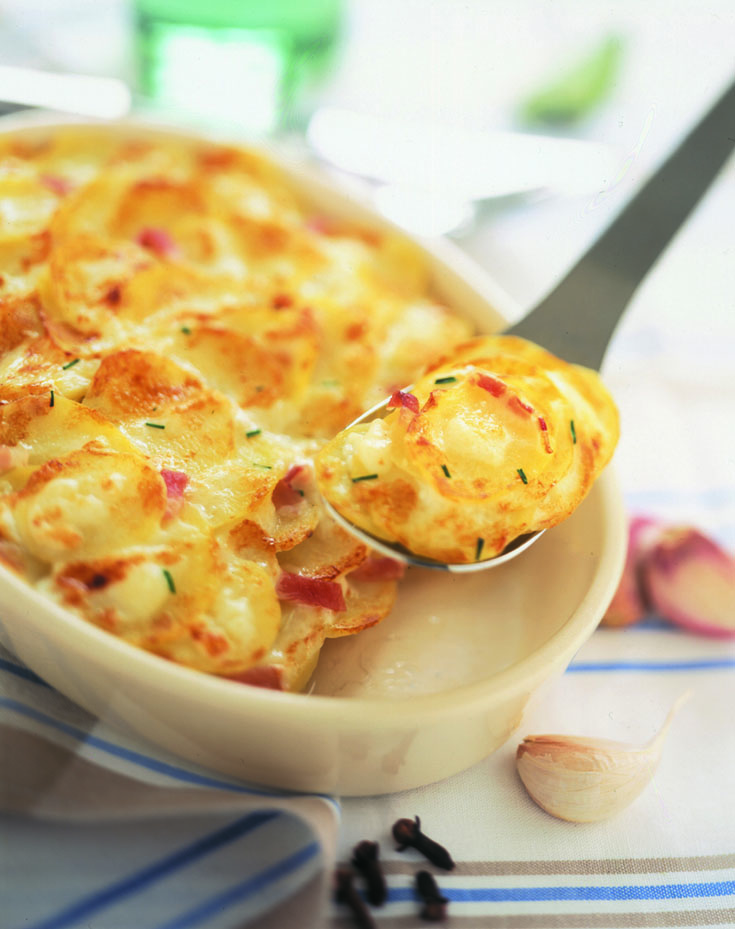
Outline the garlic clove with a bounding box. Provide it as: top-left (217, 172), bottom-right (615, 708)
top-left (601, 515), bottom-right (659, 627)
top-left (640, 527), bottom-right (735, 638)
top-left (516, 692), bottom-right (689, 823)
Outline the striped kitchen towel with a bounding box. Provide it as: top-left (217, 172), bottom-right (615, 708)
top-left (0, 644), bottom-right (340, 929)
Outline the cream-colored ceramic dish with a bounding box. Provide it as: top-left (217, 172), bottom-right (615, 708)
top-left (0, 114), bottom-right (626, 796)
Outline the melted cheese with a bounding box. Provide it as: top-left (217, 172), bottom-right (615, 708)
top-left (2, 128), bottom-right (617, 684)
top-left (316, 335), bottom-right (619, 564)
top-left (0, 126), bottom-right (478, 687)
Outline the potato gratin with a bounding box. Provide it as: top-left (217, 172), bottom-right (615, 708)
top-left (0, 126), bottom-right (618, 689)
top-left (316, 336), bottom-right (619, 564)
top-left (0, 126), bottom-right (474, 690)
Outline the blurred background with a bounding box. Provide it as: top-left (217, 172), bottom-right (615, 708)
top-left (0, 1), bottom-right (733, 289)
top-left (1, 0), bottom-right (734, 538)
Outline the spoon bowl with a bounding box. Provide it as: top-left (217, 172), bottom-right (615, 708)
top-left (320, 389), bottom-right (546, 571)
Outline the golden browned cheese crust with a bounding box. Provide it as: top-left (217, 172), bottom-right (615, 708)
top-left (316, 335), bottom-right (619, 564)
top-left (0, 127), bottom-right (474, 688)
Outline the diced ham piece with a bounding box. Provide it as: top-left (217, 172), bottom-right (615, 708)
top-left (40, 174), bottom-right (73, 196)
top-left (226, 666), bottom-right (285, 690)
top-left (508, 395), bottom-right (534, 415)
top-left (272, 464), bottom-right (306, 508)
top-left (476, 373), bottom-right (506, 397)
top-left (276, 571), bottom-right (346, 612)
top-left (349, 556), bottom-right (406, 582)
top-left (0, 445), bottom-right (29, 473)
top-left (305, 215), bottom-right (336, 235)
top-left (161, 468), bottom-right (188, 520)
top-left (420, 392), bottom-right (438, 413)
top-left (136, 227), bottom-right (177, 258)
top-left (537, 416), bottom-right (552, 452)
top-left (477, 373), bottom-right (534, 415)
top-left (387, 390), bottom-right (420, 414)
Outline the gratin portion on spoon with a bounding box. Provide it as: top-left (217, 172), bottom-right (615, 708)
top-left (315, 334), bottom-right (619, 568)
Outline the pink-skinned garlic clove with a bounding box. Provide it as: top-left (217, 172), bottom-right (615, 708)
top-left (640, 527), bottom-right (735, 638)
top-left (602, 515), bottom-right (660, 627)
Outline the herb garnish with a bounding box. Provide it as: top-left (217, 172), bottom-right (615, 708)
top-left (62, 358), bottom-right (80, 370)
top-left (253, 462), bottom-right (272, 469)
top-left (246, 429), bottom-right (261, 438)
top-left (441, 464), bottom-right (451, 478)
top-left (351, 473), bottom-right (378, 483)
top-left (570, 419), bottom-right (577, 444)
top-left (163, 569), bottom-right (176, 593)
top-left (517, 468), bottom-right (528, 484)
top-left (49, 389), bottom-right (54, 408)
top-left (475, 537), bottom-right (485, 560)
top-left (434, 375), bottom-right (457, 384)
top-left (145, 422), bottom-right (166, 429)
top-left (181, 325), bottom-right (191, 335)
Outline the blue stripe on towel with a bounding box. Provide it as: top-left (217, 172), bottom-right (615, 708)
top-left (19, 812), bottom-right (279, 929)
top-left (0, 656), bottom-right (50, 687)
top-left (568, 658), bottom-right (735, 672)
top-left (392, 879), bottom-right (735, 903)
top-left (153, 840), bottom-right (321, 929)
top-left (0, 696), bottom-right (337, 805)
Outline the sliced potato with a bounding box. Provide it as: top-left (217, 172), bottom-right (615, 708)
top-left (47, 534), bottom-right (281, 676)
top-left (11, 442), bottom-right (166, 562)
top-left (0, 391), bottom-right (139, 465)
top-left (84, 350), bottom-right (237, 470)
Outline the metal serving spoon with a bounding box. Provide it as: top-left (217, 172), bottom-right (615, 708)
top-left (325, 78), bottom-right (735, 572)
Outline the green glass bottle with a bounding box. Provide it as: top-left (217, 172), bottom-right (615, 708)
top-left (134, 0), bottom-right (342, 135)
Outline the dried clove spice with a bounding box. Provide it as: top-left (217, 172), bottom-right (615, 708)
top-left (392, 816), bottom-right (455, 870)
top-left (334, 867), bottom-right (377, 929)
top-left (351, 840), bottom-right (387, 906)
top-left (415, 870), bottom-right (449, 922)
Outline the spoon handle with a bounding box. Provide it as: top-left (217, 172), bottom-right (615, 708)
top-left (505, 77), bottom-right (735, 371)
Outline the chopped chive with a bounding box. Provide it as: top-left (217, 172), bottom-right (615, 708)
top-left (246, 429), bottom-right (261, 438)
top-left (570, 419), bottom-right (577, 444)
top-left (351, 473), bottom-right (378, 483)
top-left (434, 375), bottom-right (457, 384)
top-left (253, 462), bottom-right (272, 470)
top-left (162, 569), bottom-right (176, 593)
top-left (145, 421), bottom-right (166, 429)
top-left (475, 537), bottom-right (485, 560)
top-left (49, 389), bottom-right (54, 408)
top-left (441, 464), bottom-right (451, 478)
top-left (180, 325), bottom-right (191, 335)
top-left (517, 468), bottom-right (528, 484)
top-left (62, 358), bottom-right (80, 370)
